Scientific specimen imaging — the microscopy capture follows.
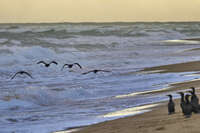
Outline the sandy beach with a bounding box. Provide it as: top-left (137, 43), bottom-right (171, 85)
top-left (74, 100), bottom-right (200, 133)
top-left (71, 61), bottom-right (200, 133)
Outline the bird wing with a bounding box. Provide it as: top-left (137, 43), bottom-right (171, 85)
top-left (99, 70), bottom-right (111, 72)
top-left (61, 64), bottom-right (69, 70)
top-left (11, 72), bottom-right (21, 80)
top-left (23, 71), bottom-right (33, 79)
top-left (74, 63), bottom-right (82, 69)
top-left (50, 61), bottom-right (58, 65)
top-left (82, 70), bottom-right (93, 75)
top-left (37, 61), bottom-right (47, 65)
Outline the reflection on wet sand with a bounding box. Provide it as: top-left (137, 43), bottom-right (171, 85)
top-left (102, 103), bottom-right (159, 118)
top-left (54, 128), bottom-right (81, 133)
top-left (115, 88), bottom-right (169, 98)
top-left (163, 39), bottom-right (200, 44)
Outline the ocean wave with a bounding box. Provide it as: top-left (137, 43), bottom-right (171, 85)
top-left (0, 46), bottom-right (59, 66)
top-left (7, 25), bottom-right (20, 29)
top-left (0, 38), bottom-right (8, 43)
top-left (0, 24), bottom-right (182, 38)
top-left (1, 22), bottom-right (200, 133)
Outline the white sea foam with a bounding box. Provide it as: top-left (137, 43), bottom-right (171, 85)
top-left (0, 38), bottom-right (8, 43)
top-left (0, 22), bottom-right (200, 133)
top-left (102, 103), bottom-right (159, 118)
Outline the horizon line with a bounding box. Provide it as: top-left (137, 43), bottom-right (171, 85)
top-left (0, 20), bottom-right (200, 24)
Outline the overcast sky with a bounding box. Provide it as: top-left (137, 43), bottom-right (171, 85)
top-left (0, 0), bottom-right (200, 23)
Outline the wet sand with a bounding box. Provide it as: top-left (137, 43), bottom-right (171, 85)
top-left (142, 60), bottom-right (200, 73)
top-left (185, 38), bottom-right (200, 41)
top-left (74, 98), bottom-right (200, 133)
top-left (69, 61), bottom-right (200, 133)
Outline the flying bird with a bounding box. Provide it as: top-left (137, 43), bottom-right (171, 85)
top-left (82, 69), bottom-right (111, 75)
top-left (11, 71), bottom-right (33, 80)
top-left (37, 61), bottom-right (58, 67)
top-left (61, 63), bottom-right (82, 70)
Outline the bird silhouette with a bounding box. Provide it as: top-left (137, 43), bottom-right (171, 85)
top-left (188, 87), bottom-right (200, 113)
top-left (190, 87), bottom-right (199, 104)
top-left (37, 61), bottom-right (58, 67)
top-left (177, 92), bottom-right (186, 114)
top-left (61, 63), bottom-right (82, 70)
top-left (82, 69), bottom-right (111, 75)
top-left (167, 94), bottom-right (175, 115)
top-left (11, 71), bottom-right (33, 79)
top-left (184, 94), bottom-right (193, 118)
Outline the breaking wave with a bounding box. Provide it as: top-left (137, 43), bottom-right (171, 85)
top-left (1, 22), bottom-right (200, 133)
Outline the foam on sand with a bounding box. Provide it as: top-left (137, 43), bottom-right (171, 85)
top-left (102, 103), bottom-right (159, 118)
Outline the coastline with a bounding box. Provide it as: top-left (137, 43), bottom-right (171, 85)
top-left (58, 60), bottom-right (200, 133)
top-left (74, 96), bottom-right (200, 133)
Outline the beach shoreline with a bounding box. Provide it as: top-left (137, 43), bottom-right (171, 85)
top-left (60, 60), bottom-right (200, 133)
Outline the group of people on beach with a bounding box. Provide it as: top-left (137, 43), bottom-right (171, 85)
top-left (11, 60), bottom-right (111, 79)
top-left (167, 87), bottom-right (200, 117)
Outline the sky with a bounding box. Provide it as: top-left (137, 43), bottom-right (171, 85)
top-left (0, 0), bottom-right (200, 23)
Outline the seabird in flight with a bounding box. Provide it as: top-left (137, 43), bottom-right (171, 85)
top-left (37, 61), bottom-right (58, 67)
top-left (82, 69), bottom-right (111, 75)
top-left (61, 63), bottom-right (82, 70)
top-left (11, 71), bottom-right (33, 79)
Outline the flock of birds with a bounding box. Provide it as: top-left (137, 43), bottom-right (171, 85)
top-left (167, 87), bottom-right (200, 118)
top-left (13, 60), bottom-right (199, 119)
top-left (10, 61), bottom-right (111, 79)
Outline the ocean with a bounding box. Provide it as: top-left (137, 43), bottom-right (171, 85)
top-left (0, 22), bottom-right (200, 133)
